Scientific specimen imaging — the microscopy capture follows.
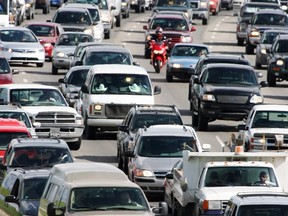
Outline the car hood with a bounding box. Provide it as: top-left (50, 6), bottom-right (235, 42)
top-left (169, 56), bottom-right (199, 68)
top-left (61, 25), bottom-right (90, 32)
top-left (66, 85), bottom-right (81, 93)
top-left (88, 94), bottom-right (154, 104)
top-left (67, 211), bottom-right (153, 216)
top-left (53, 46), bottom-right (77, 54)
top-left (1, 42), bottom-right (42, 49)
top-left (198, 186), bottom-right (282, 200)
top-left (22, 106), bottom-right (78, 116)
top-left (135, 156), bottom-right (181, 172)
top-left (203, 84), bottom-right (261, 95)
top-left (250, 128), bottom-right (288, 135)
top-left (20, 200), bottom-right (40, 216)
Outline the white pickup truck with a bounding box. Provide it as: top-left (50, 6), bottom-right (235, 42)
top-left (168, 150), bottom-right (288, 216)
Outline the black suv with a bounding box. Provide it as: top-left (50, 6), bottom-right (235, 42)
top-left (0, 168), bottom-right (50, 216)
top-left (188, 54), bottom-right (251, 110)
top-left (267, 34), bottom-right (288, 86)
top-left (190, 63), bottom-right (268, 131)
top-left (117, 104), bottom-right (183, 173)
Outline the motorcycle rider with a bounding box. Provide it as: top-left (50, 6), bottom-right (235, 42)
top-left (149, 27), bottom-right (169, 64)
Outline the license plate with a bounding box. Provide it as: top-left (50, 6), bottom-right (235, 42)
top-left (49, 128), bottom-right (61, 138)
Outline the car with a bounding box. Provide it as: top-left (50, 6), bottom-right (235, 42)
top-left (0, 118), bottom-right (31, 162)
top-left (237, 104), bottom-right (288, 151)
top-left (35, 0), bottom-right (50, 14)
top-left (266, 34), bottom-right (288, 86)
top-left (190, 63), bottom-right (268, 131)
top-left (0, 27), bottom-right (45, 67)
top-left (0, 168), bottom-right (50, 216)
top-left (51, 32), bottom-right (94, 75)
top-left (50, 0), bottom-right (64, 8)
top-left (117, 104), bottom-right (184, 173)
top-left (235, 2), bottom-right (282, 46)
top-left (143, 12), bottom-right (196, 58)
top-left (210, 0), bottom-right (221, 15)
top-left (25, 22), bottom-right (65, 61)
top-left (25, 0), bottom-right (36, 20)
top-left (0, 84), bottom-right (84, 150)
top-left (245, 9), bottom-right (288, 54)
top-left (166, 43), bottom-right (209, 82)
top-left (224, 192), bottom-right (288, 216)
top-left (0, 53), bottom-right (19, 84)
top-left (58, 65), bottom-right (91, 107)
top-left (73, 44), bottom-right (139, 66)
top-left (221, 0), bottom-right (233, 10)
top-left (189, 0), bottom-right (210, 25)
top-left (80, 64), bottom-right (161, 139)
top-left (10, 0), bottom-right (26, 26)
top-left (188, 53), bottom-right (252, 110)
top-left (255, 29), bottom-right (288, 69)
top-left (125, 124), bottom-right (209, 194)
top-left (121, 0), bottom-right (130, 18)
top-left (61, 3), bottom-right (105, 41)
top-left (0, 102), bottom-right (37, 137)
top-left (130, 0), bottom-right (145, 13)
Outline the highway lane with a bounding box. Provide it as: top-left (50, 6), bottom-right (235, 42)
top-left (11, 5), bottom-right (288, 196)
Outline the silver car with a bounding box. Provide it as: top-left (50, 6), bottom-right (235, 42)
top-left (0, 27), bottom-right (45, 67)
top-left (51, 32), bottom-right (93, 75)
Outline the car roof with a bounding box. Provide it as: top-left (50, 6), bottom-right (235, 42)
top-left (231, 192), bottom-right (288, 205)
top-left (173, 43), bottom-right (209, 49)
top-left (59, 32), bottom-right (93, 36)
top-left (0, 84), bottom-right (59, 90)
top-left (69, 65), bottom-right (92, 71)
top-left (63, 2), bottom-right (99, 9)
top-left (152, 13), bottom-right (187, 19)
top-left (25, 22), bottom-right (63, 27)
top-left (205, 63), bottom-right (254, 69)
top-left (85, 45), bottom-right (130, 53)
top-left (56, 7), bottom-right (89, 12)
top-left (0, 103), bottom-right (22, 110)
top-left (243, 2), bottom-right (280, 6)
top-left (0, 27), bottom-right (33, 31)
top-left (275, 34), bottom-right (288, 40)
top-left (132, 104), bottom-right (180, 114)
top-left (9, 138), bottom-right (70, 148)
top-left (89, 64), bottom-right (148, 75)
top-left (254, 9), bottom-right (286, 14)
top-left (9, 168), bottom-right (51, 179)
top-left (263, 29), bottom-right (288, 33)
top-left (139, 124), bottom-right (197, 137)
top-left (253, 104), bottom-right (288, 111)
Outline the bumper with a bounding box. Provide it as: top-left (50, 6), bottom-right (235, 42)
top-left (87, 118), bottom-right (123, 130)
top-left (192, 10), bottom-right (209, 19)
top-left (237, 30), bottom-right (246, 40)
top-left (200, 102), bottom-right (253, 121)
top-left (52, 57), bottom-right (71, 69)
top-left (248, 37), bottom-right (260, 46)
top-left (134, 177), bottom-right (164, 194)
top-left (257, 53), bottom-right (268, 65)
top-left (4, 51), bottom-right (45, 64)
top-left (167, 67), bottom-right (194, 79)
top-left (103, 22), bottom-right (111, 33)
top-left (269, 67), bottom-right (288, 79)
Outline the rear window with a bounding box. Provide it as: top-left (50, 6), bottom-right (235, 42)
top-left (0, 132), bottom-right (30, 149)
top-left (0, 58), bottom-right (10, 74)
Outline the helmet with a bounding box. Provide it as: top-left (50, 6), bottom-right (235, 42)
top-left (155, 27), bottom-right (163, 39)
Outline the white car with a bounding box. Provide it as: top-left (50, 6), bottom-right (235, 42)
top-left (0, 27), bottom-right (45, 67)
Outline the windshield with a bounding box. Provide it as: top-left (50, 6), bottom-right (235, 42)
top-left (260, 32), bottom-right (281, 44)
top-left (0, 0), bottom-right (8, 14)
top-left (70, 187), bottom-right (149, 211)
top-left (138, 136), bottom-right (197, 157)
top-left (23, 178), bottom-right (48, 200)
top-left (205, 167), bottom-right (278, 187)
top-left (27, 25), bottom-right (55, 37)
top-left (91, 74), bottom-right (152, 95)
top-left (87, 8), bottom-right (100, 22)
top-left (84, 52), bottom-right (132, 65)
top-left (0, 132), bottom-right (29, 149)
top-left (0, 111), bottom-right (31, 128)
top-left (252, 111), bottom-right (288, 128)
top-left (57, 34), bottom-right (93, 46)
top-left (10, 89), bottom-right (67, 107)
top-left (273, 40), bottom-right (288, 53)
top-left (0, 30), bottom-right (38, 42)
top-left (67, 69), bottom-right (89, 87)
top-left (171, 46), bottom-right (208, 57)
top-left (238, 205), bottom-right (288, 215)
top-left (202, 67), bottom-right (258, 86)
top-left (150, 18), bottom-right (188, 31)
top-left (9, 146), bottom-right (73, 167)
top-left (156, 0), bottom-right (187, 7)
top-left (54, 11), bottom-right (92, 25)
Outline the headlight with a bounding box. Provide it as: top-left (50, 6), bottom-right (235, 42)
top-left (210, 1), bottom-right (215, 5)
top-left (153, 49), bottom-right (164, 54)
top-left (25, 3), bottom-right (31, 7)
top-left (202, 200), bottom-right (221, 210)
top-left (172, 63), bottom-right (182, 68)
top-left (250, 94), bottom-right (263, 104)
top-left (94, 104), bottom-right (102, 112)
top-left (84, 28), bottom-right (93, 35)
top-left (202, 94), bottom-right (216, 101)
top-left (121, 2), bottom-right (127, 6)
top-left (276, 59), bottom-right (284, 66)
top-left (133, 168), bottom-right (154, 177)
top-left (8, 48), bottom-right (13, 53)
top-left (260, 48), bottom-right (266, 54)
top-left (250, 31), bottom-right (260, 37)
top-left (56, 52), bottom-right (65, 57)
top-left (184, 12), bottom-right (189, 18)
top-left (200, 2), bottom-right (208, 8)
top-left (181, 36), bottom-right (192, 43)
top-left (251, 137), bottom-right (265, 144)
top-left (76, 116), bottom-right (83, 125)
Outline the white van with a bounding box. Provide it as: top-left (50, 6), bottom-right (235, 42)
top-left (80, 64), bottom-right (161, 139)
top-left (38, 162), bottom-right (168, 216)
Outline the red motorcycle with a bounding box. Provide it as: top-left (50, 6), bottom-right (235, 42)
top-left (150, 39), bottom-right (170, 73)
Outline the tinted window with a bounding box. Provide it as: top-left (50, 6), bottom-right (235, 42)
top-left (171, 46), bottom-right (209, 57)
top-left (0, 30), bottom-right (37, 42)
top-left (0, 58), bottom-right (10, 74)
top-left (57, 34), bottom-right (93, 46)
top-left (68, 69), bottom-right (89, 86)
top-left (253, 13), bottom-right (288, 26)
top-left (54, 11), bottom-right (92, 25)
top-left (252, 111), bottom-right (288, 128)
top-left (27, 25), bottom-right (55, 37)
top-left (0, 111), bottom-right (31, 128)
top-left (23, 178), bottom-right (48, 200)
top-left (84, 52), bottom-right (132, 65)
top-left (238, 205), bottom-right (288, 216)
top-left (151, 18), bottom-right (188, 31)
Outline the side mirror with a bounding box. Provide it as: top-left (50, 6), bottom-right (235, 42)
top-left (191, 26), bottom-right (196, 32)
top-left (260, 80), bottom-right (269, 87)
top-left (81, 85), bottom-right (89, 93)
top-left (51, 42), bottom-right (55, 46)
top-left (255, 72), bottom-right (263, 78)
top-left (143, 25), bottom-right (148, 30)
top-left (12, 69), bottom-right (19, 74)
top-left (154, 85), bottom-right (161, 95)
top-left (237, 124), bottom-right (247, 130)
top-left (75, 60), bottom-right (82, 66)
top-left (58, 78), bottom-right (65, 83)
top-left (118, 125), bottom-right (129, 132)
top-left (5, 195), bottom-right (17, 204)
top-left (266, 48), bottom-right (271, 54)
top-left (124, 150), bottom-right (134, 157)
top-left (152, 202), bottom-right (169, 215)
top-left (165, 172), bottom-right (173, 179)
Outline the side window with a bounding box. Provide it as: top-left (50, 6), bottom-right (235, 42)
top-left (46, 183), bottom-right (59, 202)
top-left (246, 109), bottom-right (255, 127)
top-left (56, 187), bottom-right (69, 210)
top-left (126, 112), bottom-right (134, 128)
top-left (1, 173), bottom-right (17, 192)
top-left (10, 178), bottom-right (20, 197)
top-left (0, 88), bottom-right (8, 102)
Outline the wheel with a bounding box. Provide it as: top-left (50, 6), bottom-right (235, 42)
top-left (267, 70), bottom-right (276, 87)
top-left (245, 42), bottom-right (254, 54)
top-left (36, 63), bottom-right (44, 67)
top-left (255, 60), bottom-right (262, 69)
top-left (198, 110), bottom-right (208, 131)
top-left (141, 5), bottom-right (145, 12)
top-left (115, 14), bottom-right (121, 27)
top-left (52, 64), bottom-right (58, 75)
top-left (166, 70), bottom-right (173, 82)
top-left (144, 48), bottom-right (150, 59)
top-left (202, 18), bottom-right (208, 25)
top-left (84, 121), bottom-right (96, 139)
top-left (27, 10), bottom-right (31, 20)
top-left (135, 5), bottom-right (140, 13)
top-left (68, 137), bottom-right (81, 150)
top-left (237, 38), bottom-right (244, 46)
top-left (43, 5), bottom-right (48, 14)
top-left (192, 104), bottom-right (198, 127)
top-left (155, 60), bottom-right (161, 73)
top-left (104, 30), bottom-right (110, 39)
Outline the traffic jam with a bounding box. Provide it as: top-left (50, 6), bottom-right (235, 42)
top-left (0, 0), bottom-right (288, 214)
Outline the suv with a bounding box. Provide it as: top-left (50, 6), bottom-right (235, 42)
top-left (224, 192), bottom-right (288, 216)
top-left (80, 64), bottom-right (161, 139)
top-left (236, 2), bottom-right (281, 46)
top-left (188, 54), bottom-right (252, 110)
top-left (125, 124), bottom-right (208, 194)
top-left (266, 34), bottom-right (288, 86)
top-left (245, 9), bottom-right (288, 54)
top-left (189, 0), bottom-right (210, 25)
top-left (117, 104), bottom-right (184, 173)
top-left (0, 168), bottom-right (50, 216)
top-left (190, 63), bottom-right (268, 131)
top-left (237, 104), bottom-right (288, 151)
top-left (0, 84), bottom-right (84, 150)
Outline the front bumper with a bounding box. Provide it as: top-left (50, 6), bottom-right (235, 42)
top-left (87, 118), bottom-right (123, 131)
top-left (3, 50), bottom-right (45, 64)
top-left (248, 36), bottom-right (260, 46)
top-left (52, 57), bottom-right (71, 69)
top-left (134, 176), bottom-right (164, 194)
top-left (167, 67), bottom-right (194, 79)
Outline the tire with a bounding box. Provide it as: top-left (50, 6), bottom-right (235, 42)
top-left (245, 42), bottom-right (254, 54)
top-left (155, 60), bottom-right (161, 73)
top-left (104, 30), bottom-right (110, 39)
top-left (267, 70), bottom-right (276, 87)
top-left (68, 138), bottom-right (81, 150)
top-left (141, 5), bottom-right (145, 13)
top-left (115, 14), bottom-right (121, 27)
top-left (43, 5), bottom-right (48, 14)
top-left (135, 5), bottom-right (140, 13)
top-left (255, 60), bottom-right (262, 69)
top-left (144, 48), bottom-right (150, 59)
top-left (202, 18), bottom-right (208, 25)
top-left (117, 150), bottom-right (123, 170)
top-left (237, 38), bottom-right (244, 46)
top-left (192, 104), bottom-right (198, 127)
top-left (127, 10), bottom-right (130, 18)
top-left (52, 64), bottom-right (58, 75)
top-left (85, 122), bottom-right (96, 139)
top-left (198, 110), bottom-right (208, 131)
top-left (36, 63), bottom-right (44, 67)
top-left (166, 71), bottom-right (173, 82)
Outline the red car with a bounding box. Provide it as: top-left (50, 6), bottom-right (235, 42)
top-left (210, 0), bottom-right (221, 15)
top-left (25, 22), bottom-right (65, 61)
top-left (0, 55), bottom-right (18, 84)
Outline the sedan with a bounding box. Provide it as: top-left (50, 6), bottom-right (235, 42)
top-left (0, 27), bottom-right (45, 67)
top-left (58, 65), bottom-right (91, 107)
top-left (166, 43), bottom-right (209, 82)
top-left (0, 54), bottom-right (19, 84)
top-left (51, 32), bottom-right (93, 75)
top-left (26, 22), bottom-right (65, 61)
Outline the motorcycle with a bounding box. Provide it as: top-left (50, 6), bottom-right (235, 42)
top-left (149, 39), bottom-right (170, 73)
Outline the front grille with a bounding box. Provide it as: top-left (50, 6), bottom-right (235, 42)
top-left (64, 27), bottom-right (84, 32)
top-left (34, 112), bottom-right (76, 124)
top-left (154, 171), bottom-right (168, 179)
top-left (13, 49), bottom-right (36, 53)
top-left (105, 104), bottom-right (133, 119)
top-left (10, 57), bottom-right (39, 61)
top-left (254, 133), bottom-right (288, 145)
top-left (217, 95), bottom-right (249, 104)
